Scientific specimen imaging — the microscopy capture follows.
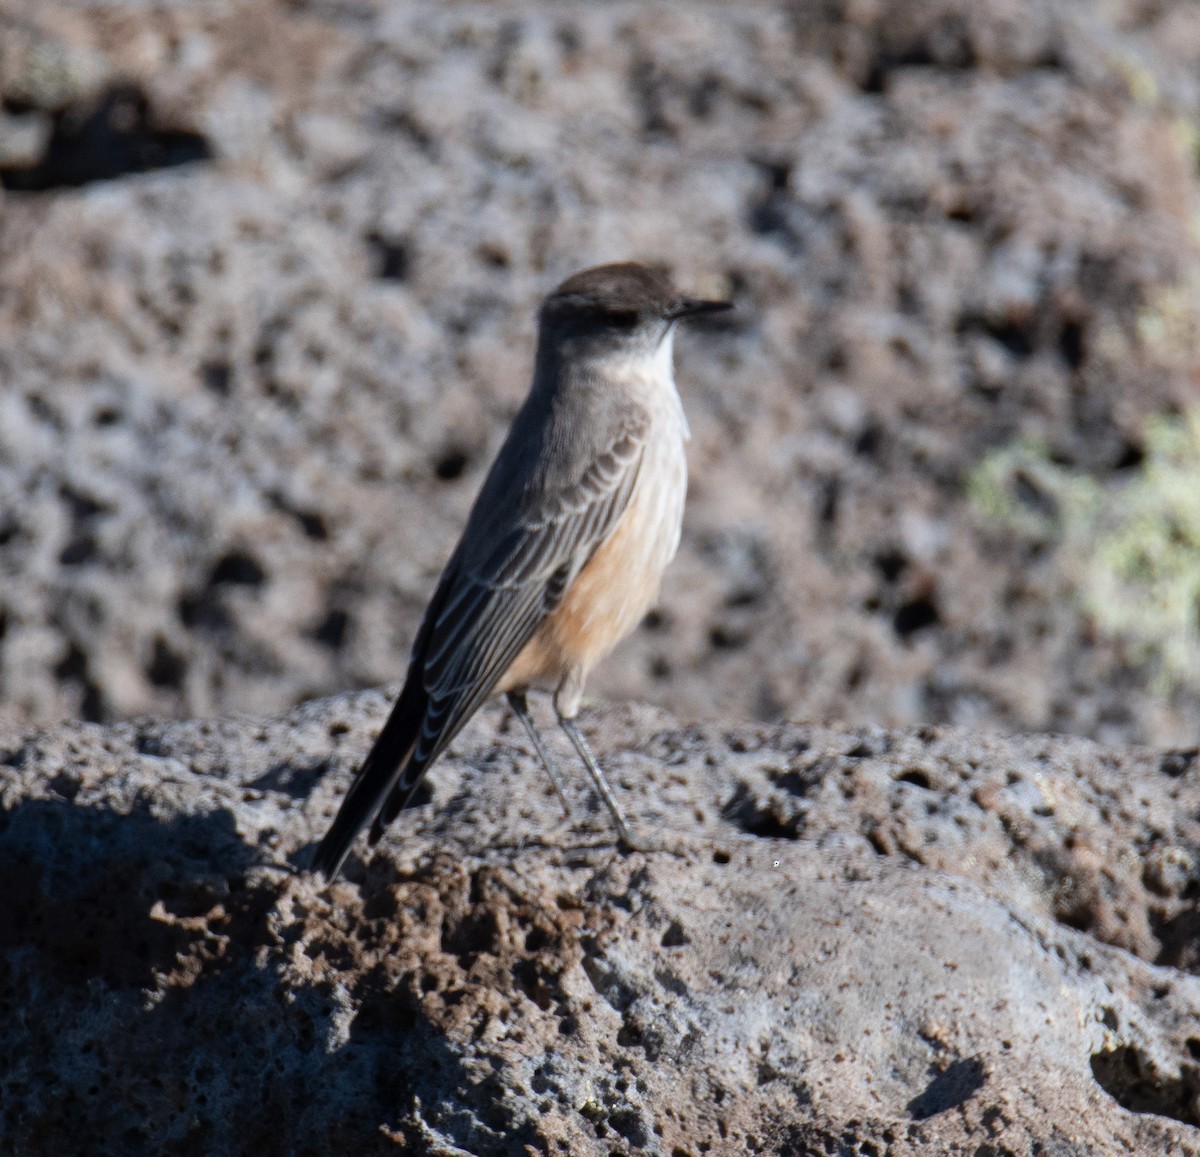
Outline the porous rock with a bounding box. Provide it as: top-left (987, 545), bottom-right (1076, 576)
top-left (2, 0), bottom-right (1200, 743)
top-left (2, 693), bottom-right (1199, 1153)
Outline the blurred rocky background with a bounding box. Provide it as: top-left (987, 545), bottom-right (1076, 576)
top-left (6, 3), bottom-right (1200, 1153)
top-left (1, 0), bottom-right (1199, 746)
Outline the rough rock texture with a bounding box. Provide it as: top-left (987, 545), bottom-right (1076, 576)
top-left (3, 693), bottom-right (1200, 1154)
top-left (5, 4), bottom-right (1200, 1152)
top-left (1, 0), bottom-right (1199, 743)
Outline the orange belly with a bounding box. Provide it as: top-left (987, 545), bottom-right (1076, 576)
top-left (498, 511), bottom-right (657, 691)
top-left (497, 430), bottom-right (687, 698)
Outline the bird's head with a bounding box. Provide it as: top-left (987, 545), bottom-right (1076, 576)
top-left (537, 262), bottom-right (731, 366)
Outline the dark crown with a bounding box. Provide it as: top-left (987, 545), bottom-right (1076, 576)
top-left (541, 262), bottom-right (731, 326)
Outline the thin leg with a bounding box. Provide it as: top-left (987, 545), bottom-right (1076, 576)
top-left (557, 715), bottom-right (634, 847)
top-left (507, 691), bottom-right (572, 818)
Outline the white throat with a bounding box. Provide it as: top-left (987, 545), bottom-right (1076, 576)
top-left (597, 327), bottom-right (689, 440)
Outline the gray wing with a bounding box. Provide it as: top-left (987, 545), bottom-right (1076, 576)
top-left (412, 410), bottom-right (648, 761)
top-left (313, 394), bottom-right (652, 874)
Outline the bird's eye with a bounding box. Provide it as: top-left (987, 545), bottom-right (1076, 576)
top-left (604, 310), bottom-right (639, 329)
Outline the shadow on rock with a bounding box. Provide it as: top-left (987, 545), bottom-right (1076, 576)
top-left (0, 796), bottom-right (548, 1155)
top-left (0, 797), bottom-right (254, 988)
top-left (907, 1056), bottom-right (988, 1121)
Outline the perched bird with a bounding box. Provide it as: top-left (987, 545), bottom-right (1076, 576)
top-left (313, 262), bottom-right (730, 879)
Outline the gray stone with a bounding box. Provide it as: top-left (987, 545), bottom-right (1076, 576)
top-left (0, 0), bottom-right (1199, 744)
top-left (2, 694), bottom-right (1199, 1153)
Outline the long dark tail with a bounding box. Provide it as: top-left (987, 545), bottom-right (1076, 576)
top-left (312, 677), bottom-right (429, 880)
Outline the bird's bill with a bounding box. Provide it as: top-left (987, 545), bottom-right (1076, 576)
top-left (668, 297), bottom-right (734, 320)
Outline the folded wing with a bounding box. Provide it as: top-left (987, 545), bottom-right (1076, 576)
top-left (312, 408), bottom-right (648, 879)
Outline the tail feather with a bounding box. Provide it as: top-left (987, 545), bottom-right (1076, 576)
top-left (312, 679), bottom-right (427, 880)
top-left (368, 754), bottom-right (430, 845)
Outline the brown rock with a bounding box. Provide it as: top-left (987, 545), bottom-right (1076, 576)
top-left (2, 694), bottom-right (1199, 1153)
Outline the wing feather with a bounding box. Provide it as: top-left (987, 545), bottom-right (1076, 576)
top-left (319, 402), bottom-right (651, 869)
top-left (421, 420), bottom-right (646, 699)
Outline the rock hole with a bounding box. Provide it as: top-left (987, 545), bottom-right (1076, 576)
top-left (58, 535), bottom-right (97, 566)
top-left (1113, 438), bottom-right (1145, 472)
top-left (513, 958), bottom-right (556, 1011)
top-left (208, 550), bottom-right (266, 587)
top-left (1151, 908), bottom-right (1200, 971)
top-left (434, 448), bottom-right (470, 481)
top-left (1059, 319), bottom-right (1085, 369)
top-left (145, 637), bottom-right (186, 689)
top-left (0, 83), bottom-right (211, 190)
top-left (59, 484), bottom-right (109, 521)
top-left (310, 609), bottom-right (350, 651)
top-left (817, 475), bottom-right (839, 528)
top-left (630, 55), bottom-right (675, 140)
top-left (477, 242), bottom-right (510, 269)
top-left (1009, 470), bottom-right (1059, 522)
top-left (177, 589), bottom-right (231, 632)
top-left (823, 344), bottom-right (848, 372)
top-left (725, 586), bottom-right (764, 609)
top-left (53, 642), bottom-right (105, 722)
top-left (660, 920), bottom-right (689, 948)
top-left (844, 660), bottom-right (867, 691)
top-left (893, 596), bottom-right (940, 638)
top-left (440, 909), bottom-right (499, 960)
top-left (1090, 1045), bottom-right (1200, 1127)
top-left (293, 508), bottom-right (328, 540)
top-left (865, 829), bottom-right (889, 856)
top-left (267, 491), bottom-right (328, 540)
top-left (1159, 749), bottom-right (1197, 778)
top-left (201, 361), bottom-right (232, 396)
top-left (47, 773), bottom-right (81, 802)
top-left (984, 317), bottom-right (1036, 359)
top-left (136, 732), bottom-right (167, 757)
top-left (853, 422), bottom-right (882, 458)
top-left (722, 785), bottom-right (801, 841)
top-left (873, 549), bottom-right (908, 584)
top-left (365, 231), bottom-right (410, 281)
top-left (609, 1105), bottom-right (650, 1146)
top-left (708, 623), bottom-right (749, 651)
top-left (747, 155), bottom-right (795, 241)
top-left (688, 72), bottom-right (721, 119)
top-left (524, 925), bottom-right (552, 952)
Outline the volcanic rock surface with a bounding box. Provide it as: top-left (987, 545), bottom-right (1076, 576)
top-left (4, 1), bottom-right (1200, 1153)
top-left (4, 694), bottom-right (1200, 1154)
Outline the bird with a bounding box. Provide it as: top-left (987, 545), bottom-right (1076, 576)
top-left (312, 261), bottom-right (731, 879)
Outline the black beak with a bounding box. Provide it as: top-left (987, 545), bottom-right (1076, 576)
top-left (668, 297), bottom-right (734, 321)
